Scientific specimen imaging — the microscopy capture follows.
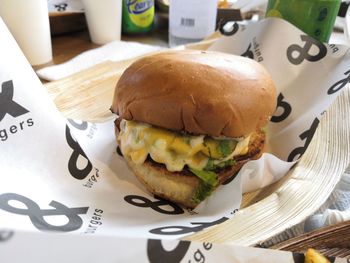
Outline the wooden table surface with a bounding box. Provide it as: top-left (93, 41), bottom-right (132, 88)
top-left (34, 26), bottom-right (169, 73)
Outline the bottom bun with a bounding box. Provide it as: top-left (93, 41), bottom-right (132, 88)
top-left (122, 131), bottom-right (265, 209)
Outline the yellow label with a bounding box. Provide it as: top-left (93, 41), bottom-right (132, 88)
top-left (126, 0), bottom-right (154, 28)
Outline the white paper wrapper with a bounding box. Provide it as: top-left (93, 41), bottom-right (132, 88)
top-left (211, 18), bottom-right (350, 162)
top-left (0, 229), bottom-right (347, 263)
top-left (1, 14), bottom-right (350, 247)
top-left (0, 17), bottom-right (239, 240)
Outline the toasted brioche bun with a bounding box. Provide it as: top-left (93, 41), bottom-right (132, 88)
top-left (112, 50), bottom-right (277, 138)
top-left (112, 50), bottom-right (276, 208)
top-left (118, 129), bottom-right (265, 208)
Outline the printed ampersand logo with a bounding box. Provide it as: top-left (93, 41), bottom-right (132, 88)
top-left (271, 93), bottom-right (292, 123)
top-left (287, 35), bottom-right (327, 65)
top-left (68, 119), bottom-right (88, 131)
top-left (0, 80), bottom-right (29, 122)
top-left (149, 217), bottom-right (228, 235)
top-left (147, 239), bottom-right (191, 263)
top-left (327, 70), bottom-right (350, 95)
top-left (66, 125), bottom-right (93, 180)
top-left (241, 43), bottom-right (254, 59)
top-left (0, 193), bottom-right (89, 232)
top-left (124, 195), bottom-right (184, 215)
top-left (287, 118), bottom-right (320, 162)
top-left (54, 3), bottom-right (68, 12)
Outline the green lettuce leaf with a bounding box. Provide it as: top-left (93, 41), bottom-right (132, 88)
top-left (189, 168), bottom-right (218, 204)
top-left (218, 140), bottom-right (237, 157)
top-left (192, 181), bottom-right (215, 204)
top-left (189, 158), bottom-right (236, 204)
top-left (189, 168), bottom-right (217, 186)
top-left (204, 158), bottom-right (236, 171)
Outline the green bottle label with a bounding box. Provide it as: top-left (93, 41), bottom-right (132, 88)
top-left (122, 0), bottom-right (154, 33)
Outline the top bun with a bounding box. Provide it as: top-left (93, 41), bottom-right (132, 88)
top-left (112, 50), bottom-right (277, 138)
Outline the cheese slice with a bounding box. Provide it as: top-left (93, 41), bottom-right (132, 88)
top-left (118, 120), bottom-right (251, 172)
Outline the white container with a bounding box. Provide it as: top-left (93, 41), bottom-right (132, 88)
top-left (0, 0), bottom-right (52, 66)
top-left (169, 0), bottom-right (218, 47)
top-left (82, 0), bottom-right (122, 45)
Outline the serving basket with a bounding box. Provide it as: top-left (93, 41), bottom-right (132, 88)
top-left (269, 220), bottom-right (350, 258)
top-left (44, 37), bottom-right (350, 247)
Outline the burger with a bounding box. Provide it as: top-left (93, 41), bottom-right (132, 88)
top-left (111, 50), bottom-right (277, 208)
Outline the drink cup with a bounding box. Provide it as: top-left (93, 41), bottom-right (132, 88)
top-left (0, 0), bottom-right (52, 65)
top-left (82, 0), bottom-right (122, 45)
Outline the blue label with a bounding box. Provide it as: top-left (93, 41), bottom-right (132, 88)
top-left (126, 0), bottom-right (154, 15)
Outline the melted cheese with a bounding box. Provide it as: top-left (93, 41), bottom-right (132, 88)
top-left (118, 120), bottom-right (250, 172)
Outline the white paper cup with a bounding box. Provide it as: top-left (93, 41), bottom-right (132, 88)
top-left (82, 0), bottom-right (122, 45)
top-left (0, 0), bottom-right (52, 66)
